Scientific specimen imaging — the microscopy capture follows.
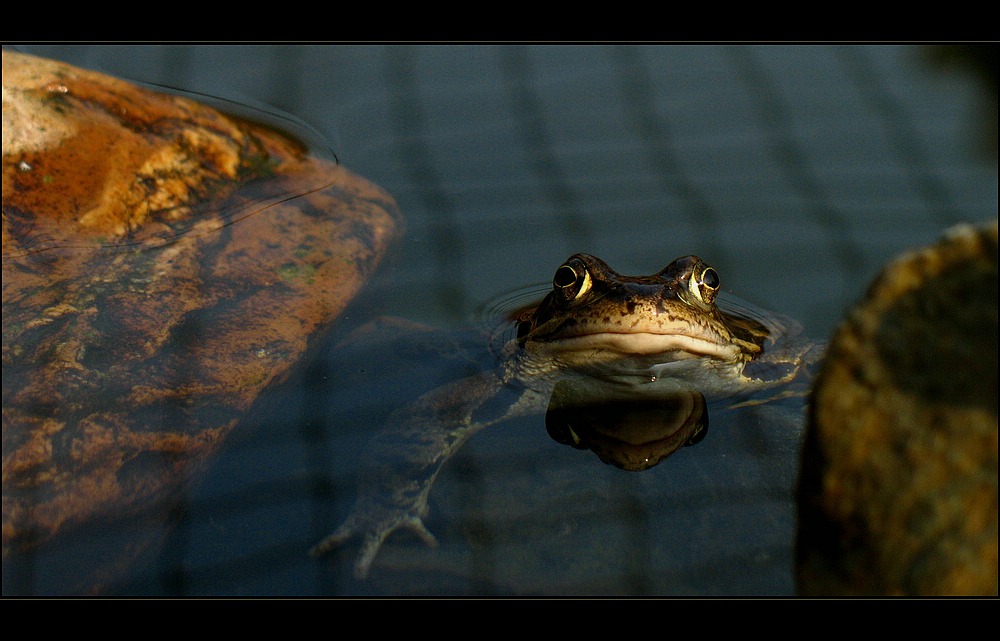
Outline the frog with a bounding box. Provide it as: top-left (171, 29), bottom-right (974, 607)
top-left (311, 253), bottom-right (823, 578)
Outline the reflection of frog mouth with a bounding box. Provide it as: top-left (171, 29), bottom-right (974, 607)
top-left (545, 381), bottom-right (708, 471)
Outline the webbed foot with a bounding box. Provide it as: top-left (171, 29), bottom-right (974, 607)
top-left (310, 509), bottom-right (439, 579)
top-left (310, 370), bottom-right (509, 579)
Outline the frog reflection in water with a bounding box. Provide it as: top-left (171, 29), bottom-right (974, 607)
top-left (311, 254), bottom-right (821, 577)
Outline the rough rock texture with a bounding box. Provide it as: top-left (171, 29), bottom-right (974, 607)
top-left (1, 50), bottom-right (402, 574)
top-left (797, 220), bottom-right (998, 595)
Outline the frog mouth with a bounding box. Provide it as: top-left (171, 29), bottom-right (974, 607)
top-left (541, 331), bottom-right (741, 361)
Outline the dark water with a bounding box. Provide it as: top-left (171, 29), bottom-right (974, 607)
top-left (4, 44), bottom-right (997, 596)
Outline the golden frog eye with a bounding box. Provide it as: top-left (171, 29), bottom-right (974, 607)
top-left (554, 264), bottom-right (577, 288)
top-left (553, 258), bottom-right (592, 302)
top-left (696, 266), bottom-right (720, 305)
top-left (663, 256), bottom-right (719, 310)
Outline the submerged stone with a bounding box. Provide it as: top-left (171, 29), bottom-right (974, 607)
top-left (1, 50), bottom-right (401, 586)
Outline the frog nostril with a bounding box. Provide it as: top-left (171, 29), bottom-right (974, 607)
top-left (516, 319), bottom-right (533, 342)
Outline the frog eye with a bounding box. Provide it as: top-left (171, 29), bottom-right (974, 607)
top-left (698, 267), bottom-right (719, 299)
top-left (554, 264), bottom-right (577, 288)
top-left (686, 264), bottom-right (719, 309)
top-left (553, 258), bottom-right (592, 302)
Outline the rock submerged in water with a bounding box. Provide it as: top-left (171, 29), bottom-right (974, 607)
top-left (797, 219), bottom-right (998, 596)
top-left (1, 50), bottom-right (401, 585)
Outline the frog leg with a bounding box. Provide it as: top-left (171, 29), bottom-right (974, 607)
top-left (311, 368), bottom-right (538, 579)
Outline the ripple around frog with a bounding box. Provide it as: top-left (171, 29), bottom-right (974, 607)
top-left (475, 281), bottom-right (551, 357)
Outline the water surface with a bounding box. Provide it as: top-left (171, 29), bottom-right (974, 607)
top-left (5, 44), bottom-right (996, 596)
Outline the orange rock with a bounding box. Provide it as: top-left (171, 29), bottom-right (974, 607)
top-left (797, 220), bottom-right (998, 596)
top-left (1, 50), bottom-right (402, 583)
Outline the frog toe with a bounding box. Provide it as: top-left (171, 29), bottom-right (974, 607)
top-left (353, 530), bottom-right (391, 579)
top-left (402, 515), bottom-right (439, 548)
top-left (309, 523), bottom-right (355, 558)
top-left (351, 516), bottom-right (438, 578)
